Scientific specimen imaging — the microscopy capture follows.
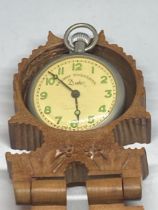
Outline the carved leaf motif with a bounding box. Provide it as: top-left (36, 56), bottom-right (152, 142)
top-left (84, 142), bottom-right (136, 172)
top-left (42, 144), bottom-right (74, 174)
top-left (47, 31), bottom-right (63, 45)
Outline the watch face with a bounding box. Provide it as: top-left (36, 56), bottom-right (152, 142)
top-left (27, 54), bottom-right (125, 131)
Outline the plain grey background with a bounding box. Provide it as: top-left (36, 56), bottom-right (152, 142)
top-left (0, 0), bottom-right (158, 210)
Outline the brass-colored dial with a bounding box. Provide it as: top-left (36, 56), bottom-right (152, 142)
top-left (27, 54), bottom-right (125, 131)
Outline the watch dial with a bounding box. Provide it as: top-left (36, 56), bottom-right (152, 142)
top-left (28, 55), bottom-right (119, 131)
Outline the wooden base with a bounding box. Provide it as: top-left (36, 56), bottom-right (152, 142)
top-left (32, 204), bottom-right (144, 210)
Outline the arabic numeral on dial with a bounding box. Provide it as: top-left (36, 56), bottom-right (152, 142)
top-left (70, 120), bottom-right (78, 128)
top-left (58, 67), bottom-right (64, 75)
top-left (44, 106), bottom-right (51, 114)
top-left (46, 77), bottom-right (55, 85)
top-left (55, 116), bottom-right (62, 124)
top-left (91, 66), bottom-right (95, 74)
top-left (98, 105), bottom-right (106, 112)
top-left (88, 115), bottom-right (95, 124)
top-left (72, 63), bottom-right (82, 71)
top-left (101, 75), bottom-right (107, 84)
top-left (40, 91), bottom-right (48, 100)
top-left (104, 90), bottom-right (112, 98)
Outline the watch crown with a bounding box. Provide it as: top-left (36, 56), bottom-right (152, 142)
top-left (71, 32), bottom-right (91, 46)
top-left (64, 23), bottom-right (98, 52)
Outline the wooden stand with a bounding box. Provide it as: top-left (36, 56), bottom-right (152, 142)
top-left (32, 204), bottom-right (144, 210)
top-left (6, 30), bottom-right (151, 210)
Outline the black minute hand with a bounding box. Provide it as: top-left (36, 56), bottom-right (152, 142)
top-left (48, 71), bottom-right (73, 92)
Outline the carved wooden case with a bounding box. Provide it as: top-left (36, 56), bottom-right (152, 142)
top-left (6, 30), bottom-right (151, 210)
top-left (8, 31), bottom-right (151, 150)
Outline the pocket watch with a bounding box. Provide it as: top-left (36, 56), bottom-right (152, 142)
top-left (27, 23), bottom-right (125, 131)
